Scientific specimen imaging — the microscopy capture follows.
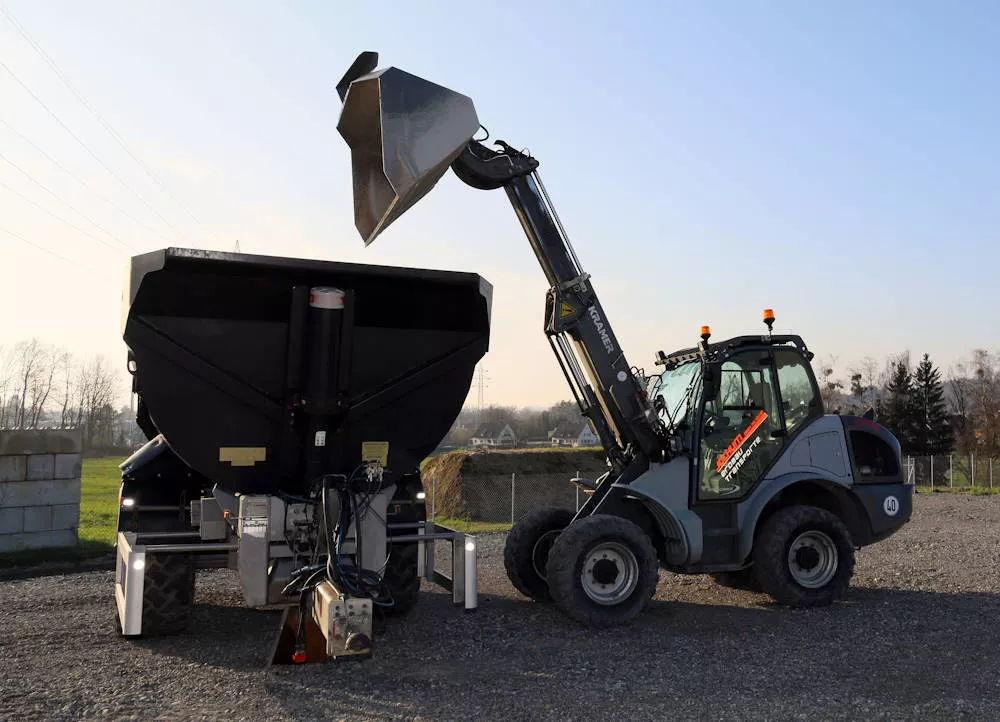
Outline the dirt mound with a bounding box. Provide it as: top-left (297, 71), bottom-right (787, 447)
top-left (422, 449), bottom-right (609, 522)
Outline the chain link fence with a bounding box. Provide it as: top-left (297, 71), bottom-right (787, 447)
top-left (903, 454), bottom-right (997, 489)
top-left (424, 456), bottom-right (998, 529)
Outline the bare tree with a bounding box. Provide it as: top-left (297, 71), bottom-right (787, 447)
top-left (55, 350), bottom-right (76, 428)
top-left (77, 354), bottom-right (121, 449)
top-left (0, 345), bottom-right (15, 429)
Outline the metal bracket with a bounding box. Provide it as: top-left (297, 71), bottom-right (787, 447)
top-left (388, 521), bottom-right (478, 611)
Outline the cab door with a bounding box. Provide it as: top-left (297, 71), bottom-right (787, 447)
top-left (697, 349), bottom-right (784, 500)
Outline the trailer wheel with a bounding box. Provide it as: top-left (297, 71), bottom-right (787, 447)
top-left (133, 553), bottom-right (195, 637)
top-left (503, 506), bottom-right (575, 601)
top-left (383, 542), bottom-right (421, 615)
top-left (545, 514), bottom-right (659, 627)
top-left (710, 568), bottom-right (762, 592)
top-left (752, 505), bottom-right (855, 608)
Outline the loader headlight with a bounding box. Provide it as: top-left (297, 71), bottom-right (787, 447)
top-left (416, 492), bottom-right (426, 500)
top-left (120, 498), bottom-right (135, 509)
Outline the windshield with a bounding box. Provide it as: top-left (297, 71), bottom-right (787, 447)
top-left (653, 360), bottom-right (701, 429)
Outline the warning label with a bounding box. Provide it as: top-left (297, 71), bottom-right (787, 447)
top-left (362, 441), bottom-right (389, 466)
top-left (715, 410), bottom-right (768, 481)
top-left (559, 301), bottom-right (575, 319)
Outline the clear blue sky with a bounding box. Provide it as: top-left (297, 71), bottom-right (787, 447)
top-left (1, 0), bottom-right (997, 407)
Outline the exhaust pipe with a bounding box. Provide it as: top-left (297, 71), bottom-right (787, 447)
top-left (335, 52), bottom-right (481, 245)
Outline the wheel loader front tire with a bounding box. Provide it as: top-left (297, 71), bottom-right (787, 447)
top-left (752, 505), bottom-right (855, 608)
top-left (504, 506), bottom-right (575, 602)
top-left (545, 514), bottom-right (659, 628)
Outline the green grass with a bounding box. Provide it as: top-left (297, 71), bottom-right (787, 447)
top-left (0, 456), bottom-right (123, 570)
top-left (915, 484), bottom-right (1000, 495)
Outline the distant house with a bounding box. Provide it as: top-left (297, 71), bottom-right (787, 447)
top-left (470, 422), bottom-right (517, 449)
top-left (550, 422), bottom-right (599, 447)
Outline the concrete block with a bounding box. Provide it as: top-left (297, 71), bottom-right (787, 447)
top-left (0, 507), bottom-right (24, 534)
top-left (27, 454), bottom-right (55, 481)
top-left (24, 506), bottom-right (54, 533)
top-left (54, 453), bottom-right (83, 480)
top-left (0, 479), bottom-right (81, 508)
top-left (0, 429), bottom-right (82, 455)
top-left (0, 455), bottom-right (27, 482)
top-left (0, 528), bottom-right (78, 552)
top-left (51, 503), bottom-right (80, 531)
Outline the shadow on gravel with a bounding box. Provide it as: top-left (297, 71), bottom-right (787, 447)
top-left (117, 585), bottom-right (1000, 719)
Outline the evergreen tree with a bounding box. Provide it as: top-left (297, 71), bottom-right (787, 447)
top-left (912, 353), bottom-right (953, 454)
top-left (881, 358), bottom-right (919, 453)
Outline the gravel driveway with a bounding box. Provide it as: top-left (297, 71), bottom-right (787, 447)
top-left (2, 493), bottom-right (999, 721)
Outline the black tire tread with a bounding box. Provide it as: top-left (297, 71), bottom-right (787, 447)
top-left (383, 542), bottom-right (421, 615)
top-left (139, 553), bottom-right (195, 636)
top-left (545, 514), bottom-right (659, 628)
top-left (504, 506), bottom-right (575, 601)
top-left (752, 504), bottom-right (855, 608)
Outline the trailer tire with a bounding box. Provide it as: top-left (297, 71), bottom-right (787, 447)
top-left (710, 568), bottom-right (762, 592)
top-left (504, 506), bottom-right (575, 601)
top-left (752, 505), bottom-right (855, 608)
top-left (134, 553), bottom-right (195, 637)
top-left (383, 542), bottom-right (421, 615)
top-left (545, 514), bottom-right (658, 627)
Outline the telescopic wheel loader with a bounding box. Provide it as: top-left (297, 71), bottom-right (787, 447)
top-left (333, 52), bottom-right (913, 627)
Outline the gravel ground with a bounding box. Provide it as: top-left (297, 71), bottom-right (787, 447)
top-left (2, 493), bottom-right (999, 721)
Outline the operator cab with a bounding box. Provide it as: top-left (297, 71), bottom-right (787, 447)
top-left (650, 312), bottom-right (823, 502)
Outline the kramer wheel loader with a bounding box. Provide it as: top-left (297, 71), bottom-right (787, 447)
top-left (333, 52), bottom-right (913, 627)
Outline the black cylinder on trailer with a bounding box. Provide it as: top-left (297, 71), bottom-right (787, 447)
top-left (304, 286), bottom-right (347, 485)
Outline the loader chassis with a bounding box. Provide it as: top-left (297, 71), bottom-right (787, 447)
top-left (332, 52), bottom-right (914, 626)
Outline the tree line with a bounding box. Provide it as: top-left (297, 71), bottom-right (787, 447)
top-left (0, 338), bottom-right (134, 451)
top-left (816, 349), bottom-right (998, 457)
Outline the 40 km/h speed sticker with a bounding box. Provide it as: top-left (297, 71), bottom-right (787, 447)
top-left (883, 495), bottom-right (900, 516)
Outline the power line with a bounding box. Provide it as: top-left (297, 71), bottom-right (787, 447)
top-left (0, 57), bottom-right (191, 242)
top-left (0, 226), bottom-right (111, 277)
top-left (0, 117), bottom-right (174, 245)
top-left (0, 179), bottom-right (128, 256)
top-left (0, 4), bottom-right (211, 237)
top-left (0, 150), bottom-right (138, 252)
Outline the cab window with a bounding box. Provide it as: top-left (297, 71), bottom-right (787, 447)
top-left (773, 349), bottom-right (822, 435)
top-left (699, 351), bottom-right (782, 500)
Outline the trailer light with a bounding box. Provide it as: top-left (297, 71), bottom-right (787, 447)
top-left (132, 559), bottom-right (145, 571)
top-left (416, 492), bottom-right (426, 500)
top-left (465, 541), bottom-right (476, 552)
top-left (120, 498), bottom-right (135, 509)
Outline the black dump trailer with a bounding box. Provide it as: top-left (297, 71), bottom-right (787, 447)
top-left (114, 248), bottom-right (491, 657)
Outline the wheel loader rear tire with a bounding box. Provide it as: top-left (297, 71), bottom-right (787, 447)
top-left (752, 504), bottom-right (855, 608)
top-left (545, 514), bottom-right (659, 627)
top-left (132, 553), bottom-right (195, 637)
top-left (383, 541), bottom-right (421, 615)
top-left (504, 506), bottom-right (575, 602)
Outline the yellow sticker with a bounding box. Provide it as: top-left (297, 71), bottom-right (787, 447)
top-left (559, 301), bottom-right (575, 319)
top-left (219, 447), bottom-right (267, 467)
top-left (361, 441), bottom-right (389, 466)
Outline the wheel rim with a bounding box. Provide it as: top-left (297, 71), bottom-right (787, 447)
top-left (787, 530), bottom-right (838, 588)
top-left (580, 541), bottom-right (639, 605)
top-left (532, 530), bottom-right (561, 581)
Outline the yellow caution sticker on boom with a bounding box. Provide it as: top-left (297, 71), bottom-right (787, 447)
top-left (559, 301), bottom-right (576, 319)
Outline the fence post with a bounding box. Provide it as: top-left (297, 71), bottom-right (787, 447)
top-left (991, 458), bottom-right (994, 490)
top-left (950, 454), bottom-right (953, 489)
top-left (511, 472), bottom-right (515, 525)
top-left (432, 473), bottom-right (437, 525)
top-left (972, 453), bottom-right (976, 488)
top-left (930, 455), bottom-right (934, 490)
top-left (575, 470), bottom-right (580, 511)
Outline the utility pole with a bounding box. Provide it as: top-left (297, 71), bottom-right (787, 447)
top-left (475, 366), bottom-right (490, 424)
